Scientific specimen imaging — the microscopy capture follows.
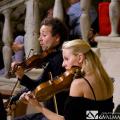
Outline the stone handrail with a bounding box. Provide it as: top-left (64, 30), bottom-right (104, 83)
top-left (0, 0), bottom-right (25, 12)
top-left (0, 0), bottom-right (66, 78)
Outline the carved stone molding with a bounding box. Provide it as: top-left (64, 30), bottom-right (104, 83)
top-left (0, 0), bottom-right (14, 6)
top-left (0, 0), bottom-right (25, 12)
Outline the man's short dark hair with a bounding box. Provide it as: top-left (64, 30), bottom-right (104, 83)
top-left (41, 17), bottom-right (69, 45)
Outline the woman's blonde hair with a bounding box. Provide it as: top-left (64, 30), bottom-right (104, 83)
top-left (62, 39), bottom-right (113, 94)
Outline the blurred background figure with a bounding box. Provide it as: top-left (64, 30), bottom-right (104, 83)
top-left (66, 0), bottom-right (98, 40)
top-left (47, 8), bottom-right (53, 18)
top-left (88, 28), bottom-right (98, 47)
top-left (0, 35), bottom-right (24, 76)
top-left (12, 35), bottom-right (24, 63)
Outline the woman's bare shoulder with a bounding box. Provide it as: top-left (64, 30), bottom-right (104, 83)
top-left (69, 78), bottom-right (86, 97)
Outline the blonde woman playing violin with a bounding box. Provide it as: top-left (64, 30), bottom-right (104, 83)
top-left (23, 39), bottom-right (114, 120)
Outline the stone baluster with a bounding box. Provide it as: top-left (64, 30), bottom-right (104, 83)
top-left (109, 0), bottom-right (120, 37)
top-left (80, 0), bottom-right (91, 41)
top-left (2, 9), bottom-right (13, 78)
top-left (53, 0), bottom-right (64, 21)
top-left (24, 0), bottom-right (40, 57)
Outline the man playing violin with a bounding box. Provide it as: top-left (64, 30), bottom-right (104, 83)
top-left (11, 17), bottom-right (69, 120)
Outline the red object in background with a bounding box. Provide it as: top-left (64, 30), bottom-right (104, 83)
top-left (98, 2), bottom-right (111, 35)
top-left (98, 2), bottom-right (120, 36)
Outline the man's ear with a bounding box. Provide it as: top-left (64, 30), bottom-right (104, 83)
top-left (78, 53), bottom-right (85, 64)
top-left (55, 34), bottom-right (60, 42)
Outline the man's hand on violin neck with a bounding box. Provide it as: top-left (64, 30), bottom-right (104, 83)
top-left (11, 61), bottom-right (24, 79)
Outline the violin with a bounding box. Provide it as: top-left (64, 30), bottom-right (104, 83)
top-left (6, 49), bottom-right (59, 114)
top-left (11, 49), bottom-right (56, 74)
top-left (34, 66), bottom-right (82, 102)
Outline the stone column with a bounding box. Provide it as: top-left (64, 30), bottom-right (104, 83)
top-left (53, 0), bottom-right (64, 21)
top-left (80, 0), bottom-right (91, 41)
top-left (2, 9), bottom-right (13, 78)
top-left (109, 0), bottom-right (120, 37)
top-left (24, 0), bottom-right (40, 57)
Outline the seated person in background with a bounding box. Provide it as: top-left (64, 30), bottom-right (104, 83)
top-left (0, 35), bottom-right (24, 76)
top-left (12, 35), bottom-right (24, 63)
top-left (22, 39), bottom-right (114, 120)
top-left (66, 0), bottom-right (98, 40)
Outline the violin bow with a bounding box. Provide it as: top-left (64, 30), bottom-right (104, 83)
top-left (6, 79), bottom-right (19, 109)
top-left (49, 72), bottom-right (58, 114)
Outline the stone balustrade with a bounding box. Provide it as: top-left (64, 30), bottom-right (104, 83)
top-left (0, 0), bottom-right (69, 77)
top-left (1, 0), bottom-right (120, 78)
